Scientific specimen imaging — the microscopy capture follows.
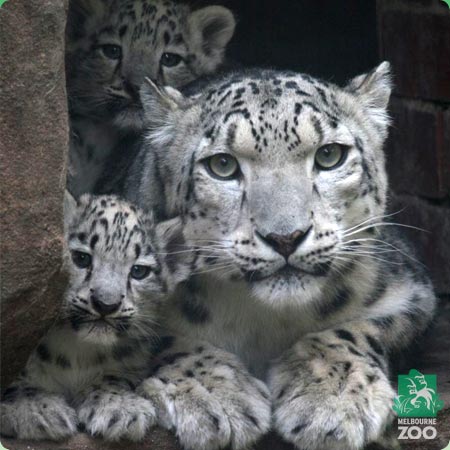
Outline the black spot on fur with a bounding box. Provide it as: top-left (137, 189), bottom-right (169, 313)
top-left (152, 336), bottom-right (175, 355)
top-left (335, 329), bottom-right (356, 344)
top-left (37, 344), bottom-right (51, 362)
top-left (1, 386), bottom-right (19, 403)
top-left (108, 413), bottom-right (120, 429)
top-left (180, 284), bottom-right (210, 324)
top-left (366, 374), bottom-right (377, 384)
top-left (165, 228), bottom-right (186, 273)
top-left (90, 234), bottom-right (99, 249)
top-left (365, 335), bottom-right (384, 355)
top-left (119, 25), bottom-right (128, 37)
top-left (56, 354), bottom-right (71, 369)
top-left (371, 316), bottom-right (395, 329)
top-left (347, 345), bottom-right (364, 357)
top-left (24, 387), bottom-right (38, 398)
top-left (209, 413), bottom-right (220, 430)
top-left (163, 352), bottom-right (189, 365)
top-left (244, 410), bottom-right (259, 428)
top-left (291, 423), bottom-right (307, 434)
top-left (319, 288), bottom-right (349, 317)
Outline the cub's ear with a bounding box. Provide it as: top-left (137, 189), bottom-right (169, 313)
top-left (63, 191), bottom-right (92, 233)
top-left (347, 61), bottom-right (392, 110)
top-left (188, 6), bottom-right (236, 64)
top-left (346, 61), bottom-right (392, 131)
top-left (140, 78), bottom-right (187, 145)
top-left (63, 190), bottom-right (79, 233)
top-left (66, 0), bottom-right (107, 43)
top-left (155, 217), bottom-right (193, 286)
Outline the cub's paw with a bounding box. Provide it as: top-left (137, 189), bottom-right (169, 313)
top-left (0, 386), bottom-right (77, 440)
top-left (138, 347), bottom-right (271, 450)
top-left (78, 388), bottom-right (156, 441)
top-left (269, 338), bottom-right (395, 450)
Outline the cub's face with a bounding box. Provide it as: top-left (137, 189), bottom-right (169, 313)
top-left (66, 0), bottom-right (235, 129)
top-left (143, 64), bottom-right (392, 307)
top-left (63, 194), bottom-right (189, 344)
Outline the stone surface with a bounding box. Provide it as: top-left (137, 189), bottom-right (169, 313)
top-left (386, 97), bottom-right (450, 198)
top-left (0, 0), bottom-right (69, 386)
top-left (378, 0), bottom-right (450, 102)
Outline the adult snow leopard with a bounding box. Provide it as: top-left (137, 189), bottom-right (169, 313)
top-left (125, 63), bottom-right (436, 450)
top-left (0, 193), bottom-right (192, 441)
top-left (66, 0), bottom-right (235, 197)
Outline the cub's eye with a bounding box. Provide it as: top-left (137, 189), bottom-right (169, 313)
top-left (315, 144), bottom-right (348, 170)
top-left (205, 154), bottom-right (240, 180)
top-left (130, 265), bottom-right (152, 280)
top-left (71, 251), bottom-right (92, 269)
top-left (160, 52), bottom-right (182, 67)
top-left (100, 44), bottom-right (122, 60)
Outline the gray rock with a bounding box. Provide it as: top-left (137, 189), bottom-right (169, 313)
top-left (0, 0), bottom-right (69, 386)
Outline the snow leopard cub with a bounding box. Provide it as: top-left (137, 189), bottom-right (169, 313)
top-left (0, 193), bottom-right (191, 441)
top-left (66, 0), bottom-right (235, 197)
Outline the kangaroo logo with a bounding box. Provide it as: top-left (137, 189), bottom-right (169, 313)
top-left (393, 369), bottom-right (444, 417)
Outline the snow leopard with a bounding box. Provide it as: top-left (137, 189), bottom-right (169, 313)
top-left (0, 193), bottom-right (192, 442)
top-left (123, 62), bottom-right (437, 450)
top-left (66, 0), bottom-right (235, 197)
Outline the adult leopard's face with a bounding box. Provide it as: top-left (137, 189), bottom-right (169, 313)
top-left (142, 64), bottom-right (392, 307)
top-left (63, 193), bottom-right (190, 344)
top-left (66, 0), bottom-right (235, 129)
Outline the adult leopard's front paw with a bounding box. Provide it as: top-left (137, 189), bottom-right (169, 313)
top-left (138, 348), bottom-right (271, 450)
top-left (0, 386), bottom-right (77, 440)
top-left (269, 338), bottom-right (395, 450)
top-left (77, 388), bottom-right (156, 441)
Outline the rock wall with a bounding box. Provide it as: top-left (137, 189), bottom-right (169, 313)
top-left (0, 0), bottom-right (69, 386)
top-left (377, 0), bottom-right (450, 295)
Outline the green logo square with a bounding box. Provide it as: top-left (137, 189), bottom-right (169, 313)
top-left (393, 369), bottom-right (444, 417)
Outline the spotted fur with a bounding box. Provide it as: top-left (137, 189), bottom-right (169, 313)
top-left (0, 193), bottom-right (192, 441)
top-left (124, 62), bottom-right (437, 449)
top-left (66, 0), bottom-right (235, 197)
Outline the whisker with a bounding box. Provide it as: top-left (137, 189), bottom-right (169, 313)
top-left (342, 209), bottom-right (407, 234)
top-left (343, 222), bottom-right (429, 237)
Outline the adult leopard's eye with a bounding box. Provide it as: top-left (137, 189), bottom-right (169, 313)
top-left (160, 52), bottom-right (182, 67)
top-left (101, 44), bottom-right (122, 60)
top-left (315, 144), bottom-right (347, 170)
top-left (205, 154), bottom-right (240, 180)
top-left (71, 251), bottom-right (92, 269)
top-left (130, 265), bottom-right (152, 280)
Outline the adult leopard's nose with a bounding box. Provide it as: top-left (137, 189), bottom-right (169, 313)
top-left (257, 227), bottom-right (312, 258)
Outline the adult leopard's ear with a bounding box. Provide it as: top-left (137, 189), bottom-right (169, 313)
top-left (346, 61), bottom-right (392, 131)
top-left (347, 61), bottom-right (392, 108)
top-left (155, 217), bottom-right (193, 286)
top-left (188, 6), bottom-right (236, 70)
top-left (140, 78), bottom-right (187, 145)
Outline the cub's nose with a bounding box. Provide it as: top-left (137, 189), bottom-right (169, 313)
top-left (258, 228), bottom-right (311, 258)
top-left (91, 295), bottom-right (121, 316)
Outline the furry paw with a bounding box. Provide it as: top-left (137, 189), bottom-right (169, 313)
top-left (269, 337), bottom-right (395, 450)
top-left (77, 388), bottom-right (156, 441)
top-left (138, 346), bottom-right (271, 450)
top-left (0, 386), bottom-right (77, 440)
